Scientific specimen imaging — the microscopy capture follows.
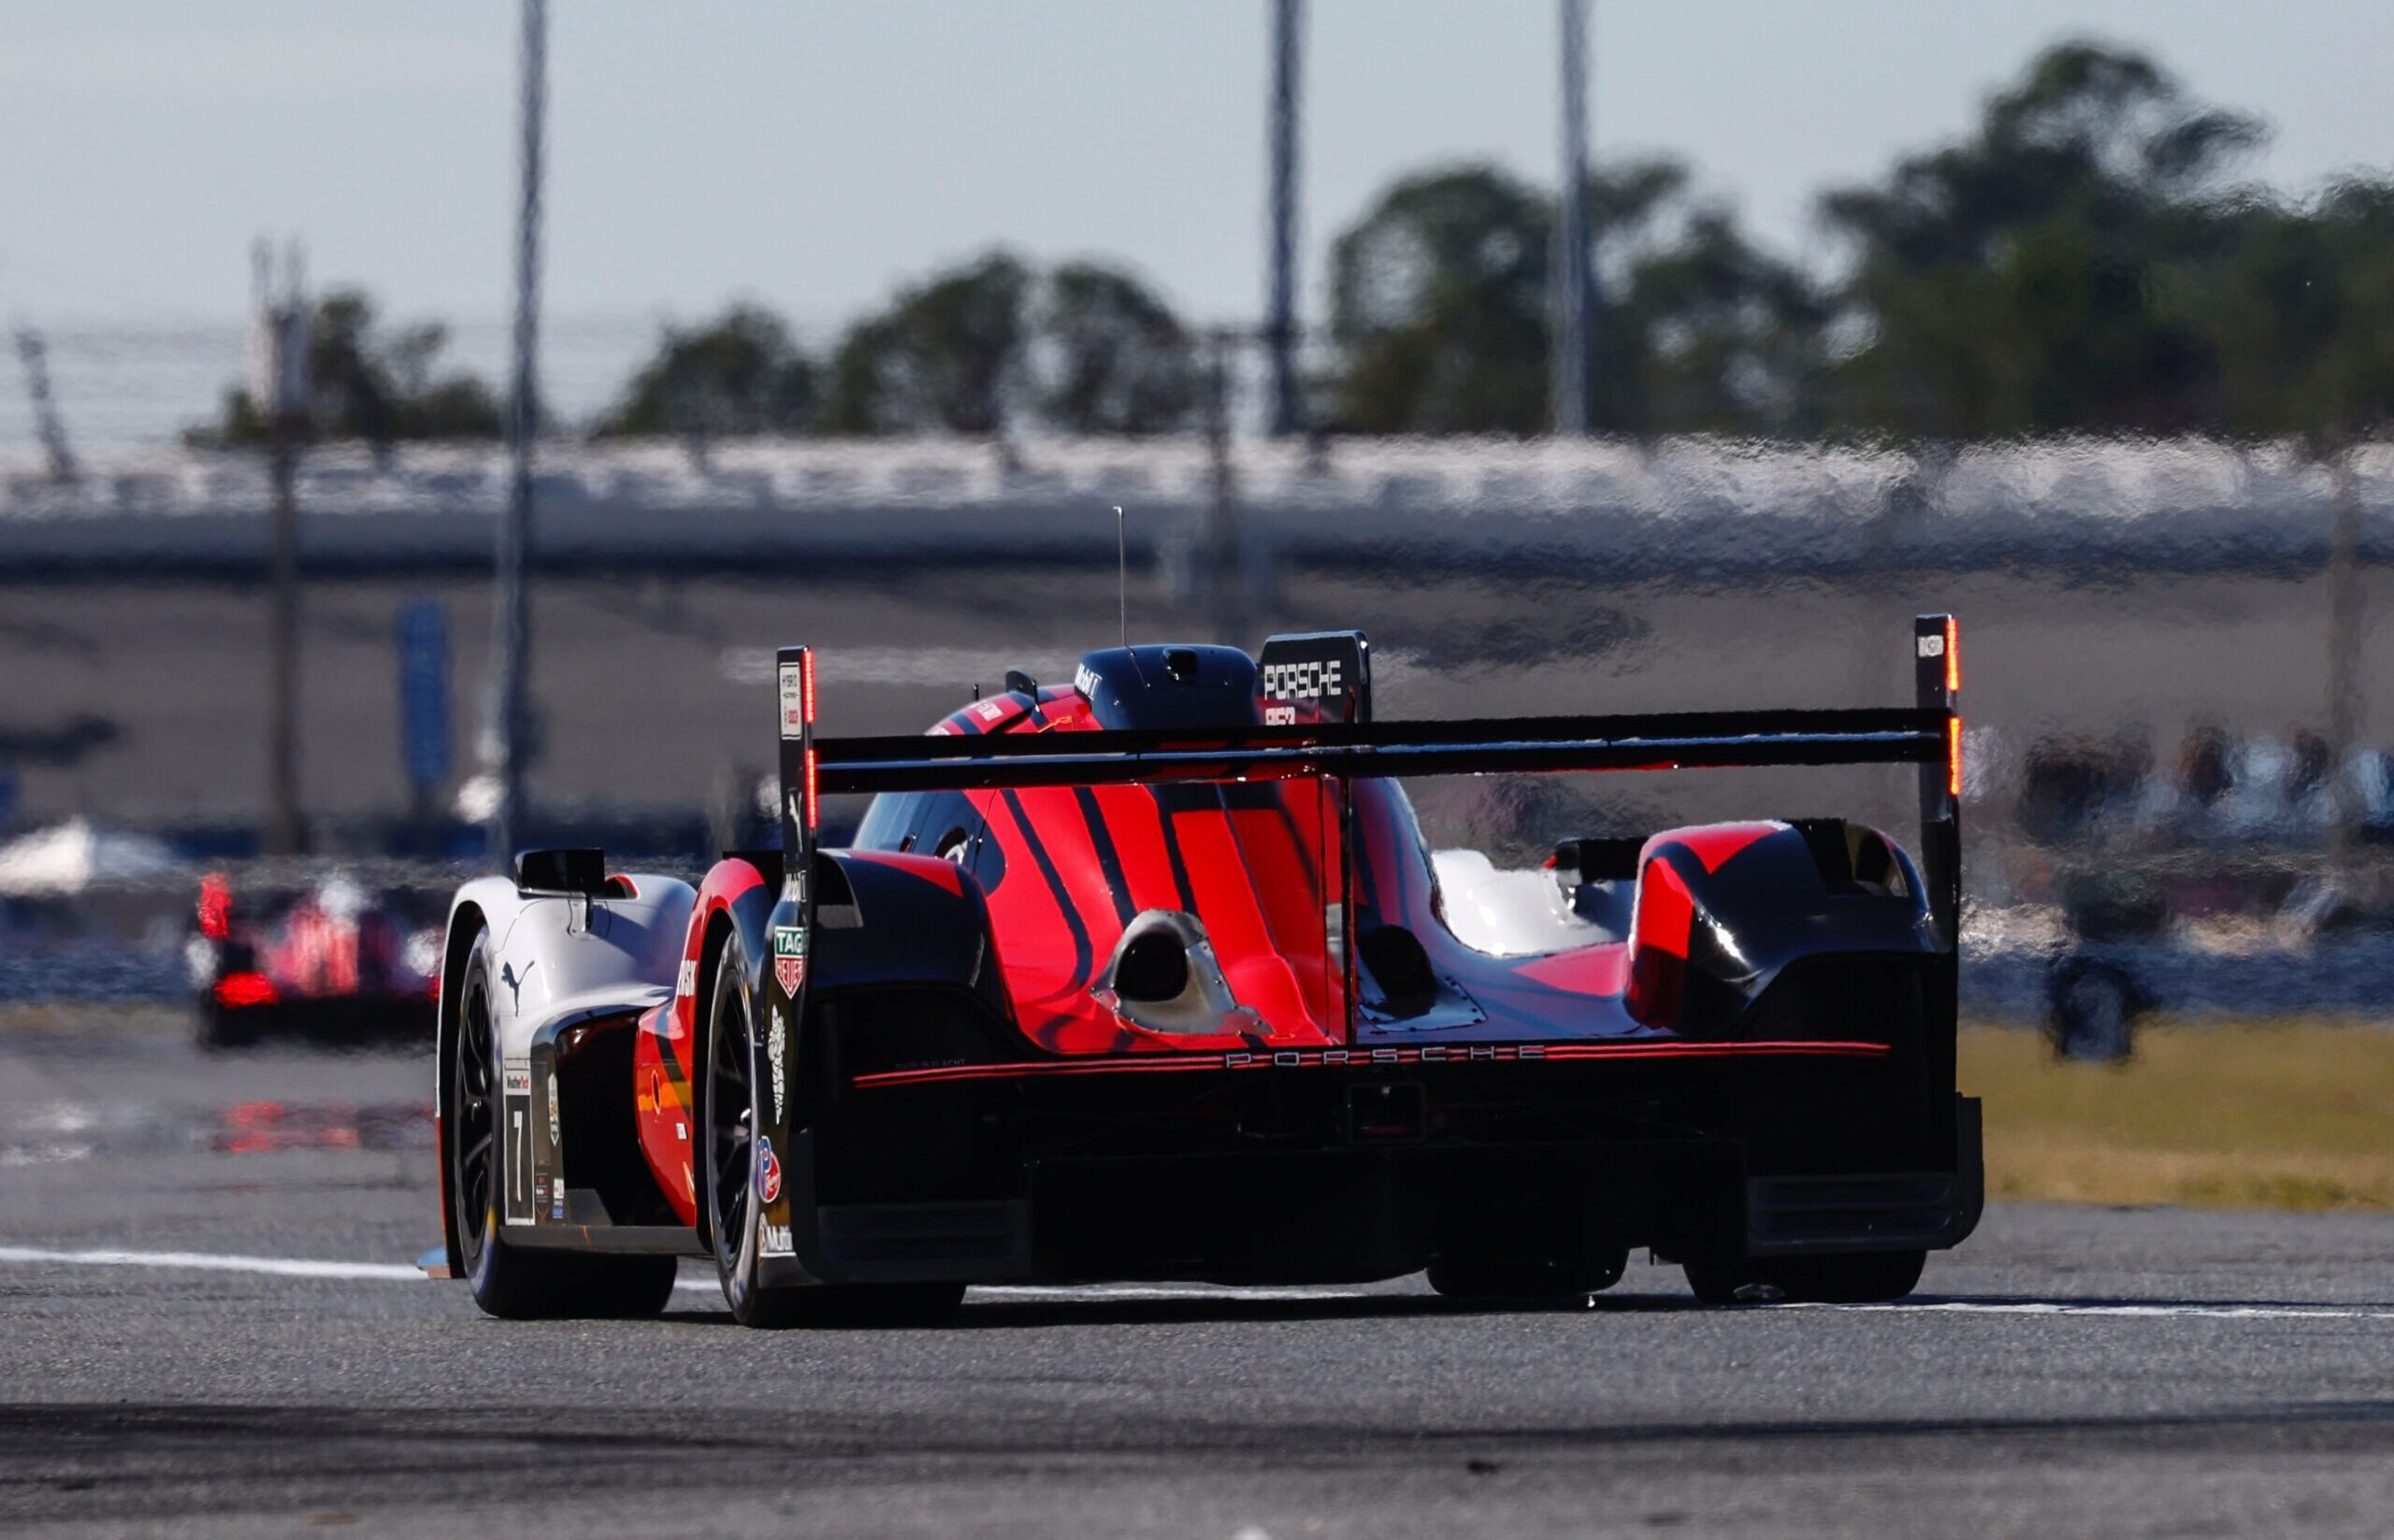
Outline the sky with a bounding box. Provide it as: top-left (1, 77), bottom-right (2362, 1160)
top-left (6, 1), bottom-right (2394, 439)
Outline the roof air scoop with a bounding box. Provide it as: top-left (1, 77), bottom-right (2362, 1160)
top-left (1071, 645), bottom-right (1258, 729)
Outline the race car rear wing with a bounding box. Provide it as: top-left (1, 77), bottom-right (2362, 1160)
top-left (774, 614), bottom-right (1964, 942)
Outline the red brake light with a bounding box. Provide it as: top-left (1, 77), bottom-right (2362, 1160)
top-left (197, 874), bottom-right (231, 940)
top-left (1948, 715), bottom-right (1964, 799)
top-left (800, 648), bottom-right (819, 832)
top-left (1944, 616), bottom-right (1960, 695)
top-left (213, 971), bottom-right (279, 1009)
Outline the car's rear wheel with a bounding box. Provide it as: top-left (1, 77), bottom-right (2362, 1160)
top-left (703, 935), bottom-right (808, 1329)
top-left (701, 934), bottom-right (967, 1331)
top-left (449, 928), bottom-right (677, 1320)
top-left (1427, 1248), bottom-right (1627, 1302)
top-left (1683, 1248), bottom-right (1926, 1305)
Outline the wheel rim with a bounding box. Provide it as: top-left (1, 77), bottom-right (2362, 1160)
top-left (453, 969), bottom-right (497, 1262)
top-left (707, 964), bottom-right (756, 1267)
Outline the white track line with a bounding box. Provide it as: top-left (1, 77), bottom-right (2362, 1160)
top-left (0, 1245), bottom-right (424, 1282)
top-left (1, 1246), bottom-right (2387, 1320)
top-left (971, 1285), bottom-right (1377, 1303)
top-left (1787, 1301), bottom-right (2394, 1321)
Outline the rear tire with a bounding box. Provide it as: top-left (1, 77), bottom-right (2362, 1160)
top-left (1684, 1248), bottom-right (1926, 1305)
top-left (448, 928), bottom-right (678, 1320)
top-left (703, 934), bottom-right (808, 1329)
top-left (195, 1000), bottom-right (259, 1052)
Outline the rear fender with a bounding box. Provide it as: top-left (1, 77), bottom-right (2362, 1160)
top-left (1625, 820), bottom-right (1938, 1035)
top-left (810, 851), bottom-right (1005, 1006)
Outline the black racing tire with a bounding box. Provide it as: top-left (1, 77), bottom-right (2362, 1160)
top-left (195, 999), bottom-right (259, 1052)
top-left (702, 932), bottom-right (809, 1330)
top-left (1683, 1248), bottom-right (1927, 1305)
top-left (449, 928), bottom-right (679, 1320)
top-left (1427, 1248), bottom-right (1628, 1302)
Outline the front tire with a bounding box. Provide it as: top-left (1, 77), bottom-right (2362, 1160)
top-left (448, 928), bottom-right (677, 1320)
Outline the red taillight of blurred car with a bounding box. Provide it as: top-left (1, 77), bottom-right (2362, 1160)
top-left (197, 874), bottom-right (232, 941)
top-left (212, 971), bottom-right (280, 1009)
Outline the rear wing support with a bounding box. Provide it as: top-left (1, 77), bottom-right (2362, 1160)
top-left (1913, 613), bottom-right (1961, 947)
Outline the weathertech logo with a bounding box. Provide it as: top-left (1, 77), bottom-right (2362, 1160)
top-left (755, 1135), bottom-right (784, 1204)
top-left (1262, 657), bottom-right (1342, 701)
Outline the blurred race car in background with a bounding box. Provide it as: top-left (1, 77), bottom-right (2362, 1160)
top-left (189, 871), bottom-right (444, 1048)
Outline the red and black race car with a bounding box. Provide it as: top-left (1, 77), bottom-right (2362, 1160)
top-left (191, 871), bottom-right (443, 1049)
top-left (434, 619), bottom-right (1979, 1325)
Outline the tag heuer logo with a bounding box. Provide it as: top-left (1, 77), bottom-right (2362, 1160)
top-left (772, 927), bottom-right (808, 996)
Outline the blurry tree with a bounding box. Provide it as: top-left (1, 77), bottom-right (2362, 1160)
top-left (189, 289), bottom-right (502, 448)
top-left (2199, 180), bottom-right (2394, 443)
top-left (595, 305), bottom-right (817, 439)
top-left (1820, 41), bottom-right (2264, 438)
top-left (1324, 165), bottom-right (1553, 435)
top-left (818, 252), bottom-right (1031, 435)
top-left (1034, 262), bottom-right (1199, 434)
top-left (1322, 161), bottom-right (1826, 436)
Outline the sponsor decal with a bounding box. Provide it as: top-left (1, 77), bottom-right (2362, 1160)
top-left (772, 926), bottom-right (809, 997)
top-left (755, 1135), bottom-right (784, 1205)
top-left (550, 1177), bottom-right (566, 1220)
top-left (1917, 632), bottom-right (1946, 658)
top-left (974, 698), bottom-right (1008, 722)
top-left (501, 1084), bottom-right (534, 1226)
top-left (1262, 656), bottom-right (1342, 701)
top-left (765, 1013), bottom-right (788, 1121)
top-left (760, 1221), bottom-right (795, 1258)
top-left (1073, 662), bottom-right (1102, 700)
top-left (845, 1037), bottom-right (1890, 1090)
top-left (675, 959), bottom-right (698, 998)
top-left (1219, 1043), bottom-right (1546, 1069)
top-left (777, 662), bottom-right (806, 740)
top-left (544, 1078), bottom-right (561, 1145)
top-left (1263, 705), bottom-right (1296, 726)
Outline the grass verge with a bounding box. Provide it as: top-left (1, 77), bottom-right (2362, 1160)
top-left (1961, 1020), bottom-right (2394, 1211)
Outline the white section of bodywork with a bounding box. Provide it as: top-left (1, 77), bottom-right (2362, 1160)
top-left (1430, 849), bottom-right (1608, 957)
top-left (445, 874), bottom-right (698, 1065)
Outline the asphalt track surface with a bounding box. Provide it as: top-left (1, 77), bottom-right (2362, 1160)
top-left (4, 1015), bottom-right (2393, 1538)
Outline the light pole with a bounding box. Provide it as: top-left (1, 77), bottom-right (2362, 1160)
top-left (253, 240), bottom-right (310, 856)
top-left (491, 0), bottom-right (547, 859)
top-left (1264, 0), bottom-right (1305, 437)
top-left (1551, 0), bottom-right (1593, 438)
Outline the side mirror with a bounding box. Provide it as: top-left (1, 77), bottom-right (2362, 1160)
top-left (514, 847), bottom-right (606, 895)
